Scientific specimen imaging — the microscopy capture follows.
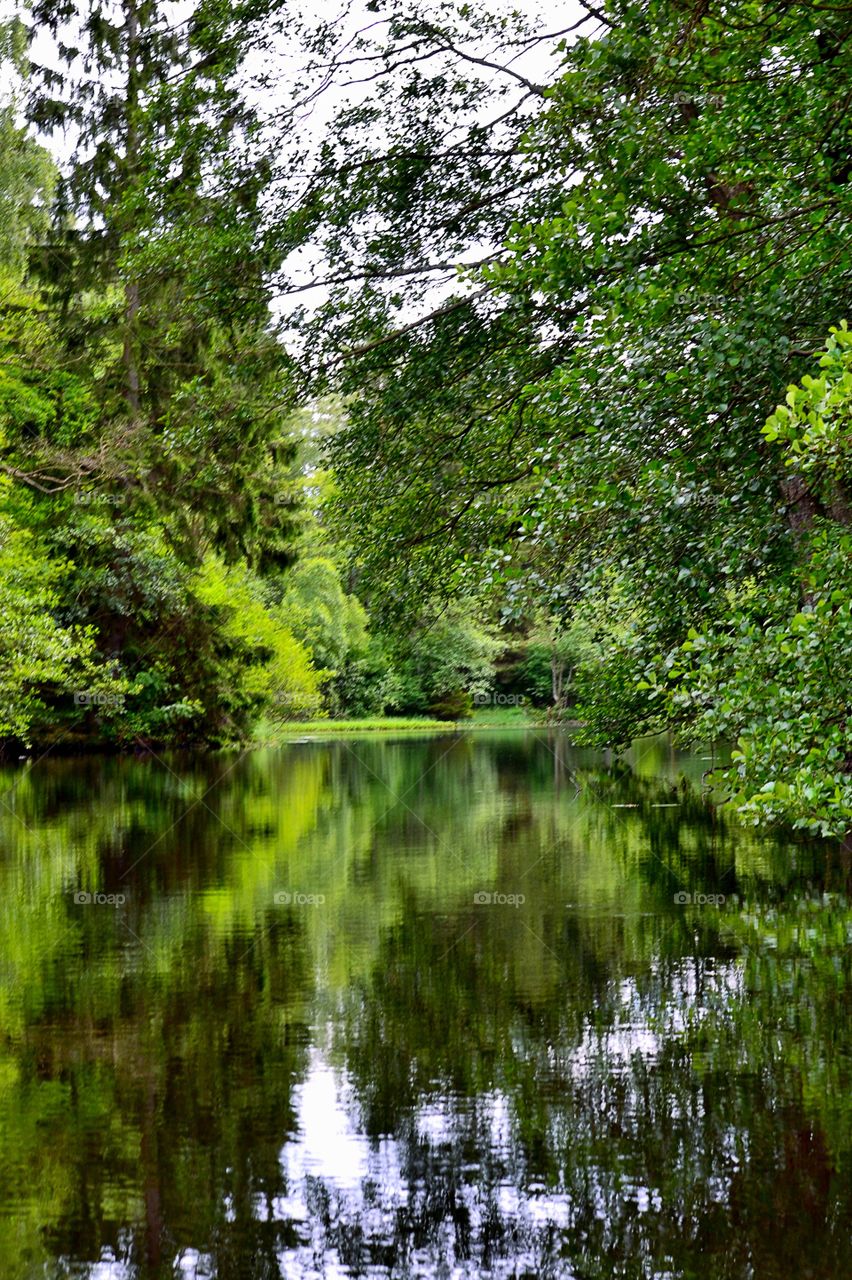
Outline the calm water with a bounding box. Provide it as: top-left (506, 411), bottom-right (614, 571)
top-left (0, 731), bottom-right (850, 1279)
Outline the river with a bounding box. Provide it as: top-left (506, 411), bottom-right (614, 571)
top-left (0, 731), bottom-right (849, 1278)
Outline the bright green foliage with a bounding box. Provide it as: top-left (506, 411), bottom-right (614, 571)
top-left (0, 507), bottom-right (110, 741)
top-left (0, 3), bottom-right (309, 749)
top-left (278, 555), bottom-right (368, 674)
top-left (0, 101), bottom-right (54, 276)
top-left (192, 558), bottom-right (324, 724)
top-left (672, 544), bottom-right (852, 836)
top-left (648, 336), bottom-right (852, 835)
top-left (763, 323), bottom-right (852, 508)
top-left (0, 93), bottom-right (110, 744)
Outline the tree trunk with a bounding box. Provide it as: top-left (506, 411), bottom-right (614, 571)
top-left (779, 472), bottom-right (822, 546)
top-left (551, 656), bottom-right (564, 706)
top-left (122, 1), bottom-right (142, 422)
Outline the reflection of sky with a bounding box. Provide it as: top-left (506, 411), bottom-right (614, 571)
top-left (0, 928), bottom-right (777, 1276)
top-left (279, 1045), bottom-right (405, 1209)
top-left (273, 1045), bottom-right (576, 1276)
top-left (258, 962), bottom-right (744, 1277)
top-left (86, 1261), bottom-right (133, 1280)
top-left (568, 962), bottom-right (745, 1072)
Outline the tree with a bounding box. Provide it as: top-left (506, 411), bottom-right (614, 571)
top-left (277, 0), bottom-right (852, 827)
top-left (520, 610), bottom-right (600, 710)
top-left (288, 0), bottom-right (850, 596)
top-left (385, 601), bottom-right (501, 718)
top-left (1, 1), bottom-right (313, 747)
top-left (24, 0), bottom-right (301, 564)
top-left (647, 329), bottom-right (852, 836)
top-left (0, 506), bottom-right (112, 744)
top-left (277, 554), bottom-right (367, 673)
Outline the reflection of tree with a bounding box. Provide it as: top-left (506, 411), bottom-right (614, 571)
top-left (324, 799), bottom-right (852, 1277)
top-left (298, 1154), bottom-right (573, 1277)
top-left (0, 734), bottom-right (849, 1276)
top-left (324, 896), bottom-right (852, 1276)
top-left (1, 916), bottom-right (312, 1277)
top-left (0, 748), bottom-right (332, 1276)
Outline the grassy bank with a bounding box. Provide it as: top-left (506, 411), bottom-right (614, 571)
top-left (257, 706), bottom-right (537, 741)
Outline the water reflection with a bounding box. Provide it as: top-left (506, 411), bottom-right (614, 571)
top-left (0, 731), bottom-right (849, 1277)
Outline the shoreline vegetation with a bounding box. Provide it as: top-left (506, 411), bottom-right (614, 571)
top-left (259, 707), bottom-right (540, 739)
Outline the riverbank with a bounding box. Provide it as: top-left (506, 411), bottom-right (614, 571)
top-left (257, 705), bottom-right (537, 741)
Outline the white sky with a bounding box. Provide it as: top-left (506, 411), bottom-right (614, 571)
top-left (1, 0), bottom-right (588, 159)
top-left (1, 0), bottom-right (594, 322)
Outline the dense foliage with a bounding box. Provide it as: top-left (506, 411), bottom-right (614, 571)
top-left (1, 0), bottom-right (315, 747)
top-left (274, 0), bottom-right (852, 834)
